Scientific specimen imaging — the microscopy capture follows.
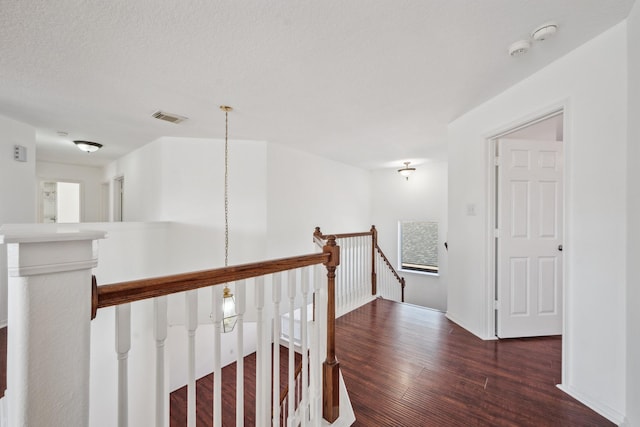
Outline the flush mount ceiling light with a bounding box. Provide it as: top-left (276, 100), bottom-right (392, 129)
top-left (397, 161), bottom-right (416, 180)
top-left (73, 140), bottom-right (103, 153)
top-left (508, 40), bottom-right (531, 57)
top-left (531, 22), bottom-right (558, 42)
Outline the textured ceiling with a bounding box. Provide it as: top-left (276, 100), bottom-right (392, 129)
top-left (0, 0), bottom-right (635, 169)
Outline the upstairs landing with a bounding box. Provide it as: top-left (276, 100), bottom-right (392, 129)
top-left (336, 298), bottom-right (613, 426)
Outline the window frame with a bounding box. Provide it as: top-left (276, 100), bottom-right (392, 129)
top-left (397, 220), bottom-right (439, 276)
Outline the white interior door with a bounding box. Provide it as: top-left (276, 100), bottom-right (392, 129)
top-left (497, 138), bottom-right (563, 338)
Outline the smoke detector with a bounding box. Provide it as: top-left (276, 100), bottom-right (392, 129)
top-left (509, 40), bottom-right (531, 57)
top-left (152, 110), bottom-right (188, 124)
top-left (532, 22), bottom-right (558, 41)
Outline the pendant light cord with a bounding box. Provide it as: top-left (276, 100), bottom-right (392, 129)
top-left (224, 109), bottom-right (229, 268)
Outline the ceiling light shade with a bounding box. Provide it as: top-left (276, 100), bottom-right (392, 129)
top-left (398, 161), bottom-right (416, 180)
top-left (222, 285), bottom-right (238, 333)
top-left (73, 140), bottom-right (102, 153)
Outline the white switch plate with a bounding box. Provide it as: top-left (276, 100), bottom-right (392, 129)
top-left (14, 145), bottom-right (27, 162)
top-left (466, 203), bottom-right (476, 216)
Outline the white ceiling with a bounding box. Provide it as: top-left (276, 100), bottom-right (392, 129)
top-left (0, 1), bottom-right (635, 169)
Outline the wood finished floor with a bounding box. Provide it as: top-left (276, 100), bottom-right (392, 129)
top-left (0, 300), bottom-right (614, 426)
top-left (337, 299), bottom-right (613, 426)
top-left (170, 345), bottom-right (300, 426)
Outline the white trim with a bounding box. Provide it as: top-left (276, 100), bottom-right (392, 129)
top-left (482, 100), bottom-right (568, 341)
top-left (557, 384), bottom-right (625, 425)
top-left (445, 311), bottom-right (497, 341)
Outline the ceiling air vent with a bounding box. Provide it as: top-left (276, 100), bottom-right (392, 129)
top-left (152, 110), bottom-right (188, 124)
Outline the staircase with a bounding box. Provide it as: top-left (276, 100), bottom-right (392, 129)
top-left (0, 224), bottom-right (402, 426)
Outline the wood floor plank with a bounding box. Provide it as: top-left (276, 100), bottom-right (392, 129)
top-left (336, 299), bottom-right (614, 427)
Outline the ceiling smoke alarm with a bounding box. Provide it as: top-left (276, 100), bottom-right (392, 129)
top-left (532, 22), bottom-right (558, 41)
top-left (152, 110), bottom-right (188, 124)
top-left (509, 40), bottom-right (531, 57)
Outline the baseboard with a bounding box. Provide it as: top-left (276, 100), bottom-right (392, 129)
top-left (445, 312), bottom-right (497, 341)
top-left (557, 384), bottom-right (625, 425)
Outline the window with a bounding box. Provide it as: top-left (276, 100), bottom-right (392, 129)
top-left (399, 221), bottom-right (438, 274)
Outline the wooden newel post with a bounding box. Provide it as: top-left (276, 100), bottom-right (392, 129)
top-left (370, 225), bottom-right (377, 296)
top-left (322, 235), bottom-right (340, 423)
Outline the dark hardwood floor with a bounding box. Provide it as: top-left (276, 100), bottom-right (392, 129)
top-left (337, 299), bottom-right (613, 426)
top-left (0, 300), bottom-right (614, 426)
top-left (170, 345), bottom-right (300, 426)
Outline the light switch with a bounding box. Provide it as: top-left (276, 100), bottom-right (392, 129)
top-left (14, 145), bottom-right (27, 162)
top-left (466, 203), bottom-right (476, 216)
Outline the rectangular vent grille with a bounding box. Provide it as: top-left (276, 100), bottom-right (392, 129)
top-left (152, 110), bottom-right (188, 124)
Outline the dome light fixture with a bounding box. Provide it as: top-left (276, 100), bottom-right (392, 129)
top-left (397, 161), bottom-right (416, 180)
top-left (73, 140), bottom-right (103, 153)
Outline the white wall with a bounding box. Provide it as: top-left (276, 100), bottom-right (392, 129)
top-left (370, 161), bottom-right (447, 310)
top-left (36, 161), bottom-right (105, 222)
top-left (626, 2), bottom-right (640, 425)
top-left (104, 136), bottom-right (268, 271)
top-left (0, 115), bottom-right (36, 326)
top-left (448, 23), bottom-right (627, 423)
top-left (266, 143), bottom-right (371, 257)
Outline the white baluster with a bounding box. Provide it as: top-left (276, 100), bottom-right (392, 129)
top-left (255, 276), bottom-right (269, 426)
top-left (212, 285), bottom-right (223, 427)
top-left (344, 238), bottom-right (353, 313)
top-left (236, 280), bottom-right (246, 427)
top-left (185, 290), bottom-right (198, 427)
top-left (116, 303), bottom-right (131, 427)
top-left (300, 267), bottom-right (310, 424)
top-left (310, 264), bottom-right (324, 426)
top-left (287, 271), bottom-right (297, 426)
top-left (272, 273), bottom-right (282, 427)
top-left (155, 296), bottom-right (168, 427)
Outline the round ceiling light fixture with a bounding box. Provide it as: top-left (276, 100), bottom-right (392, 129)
top-left (531, 22), bottom-right (558, 42)
top-left (73, 140), bottom-right (103, 153)
top-left (508, 40), bottom-right (531, 57)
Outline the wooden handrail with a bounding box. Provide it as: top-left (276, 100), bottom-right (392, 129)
top-left (314, 226), bottom-right (372, 240)
top-left (93, 252), bottom-right (330, 314)
top-left (279, 360), bottom-right (304, 405)
top-left (314, 225), bottom-right (406, 302)
top-left (375, 246), bottom-right (403, 285)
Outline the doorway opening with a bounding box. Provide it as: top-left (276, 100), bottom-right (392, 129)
top-left (113, 176), bottom-right (124, 222)
top-left (38, 180), bottom-right (82, 223)
top-left (487, 110), bottom-right (565, 339)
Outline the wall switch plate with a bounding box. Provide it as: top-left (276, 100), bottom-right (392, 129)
top-left (14, 145), bottom-right (27, 162)
top-left (466, 203), bottom-right (477, 216)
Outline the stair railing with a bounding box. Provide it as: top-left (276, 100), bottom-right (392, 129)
top-left (314, 225), bottom-right (405, 314)
top-left (1, 229), bottom-right (342, 427)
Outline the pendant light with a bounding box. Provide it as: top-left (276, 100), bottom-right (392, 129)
top-left (220, 105), bottom-right (237, 333)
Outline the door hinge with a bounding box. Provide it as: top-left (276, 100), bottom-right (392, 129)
top-left (494, 229), bottom-right (500, 238)
top-left (494, 156), bottom-right (501, 166)
top-left (494, 300), bottom-right (499, 310)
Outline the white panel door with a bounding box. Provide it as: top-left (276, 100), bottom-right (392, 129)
top-left (497, 138), bottom-right (563, 338)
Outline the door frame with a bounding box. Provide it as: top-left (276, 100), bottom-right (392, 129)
top-left (483, 101), bottom-right (569, 345)
top-left (37, 178), bottom-right (85, 223)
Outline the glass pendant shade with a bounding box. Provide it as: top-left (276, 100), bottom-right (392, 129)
top-left (222, 285), bottom-right (237, 333)
top-left (73, 140), bottom-right (102, 153)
